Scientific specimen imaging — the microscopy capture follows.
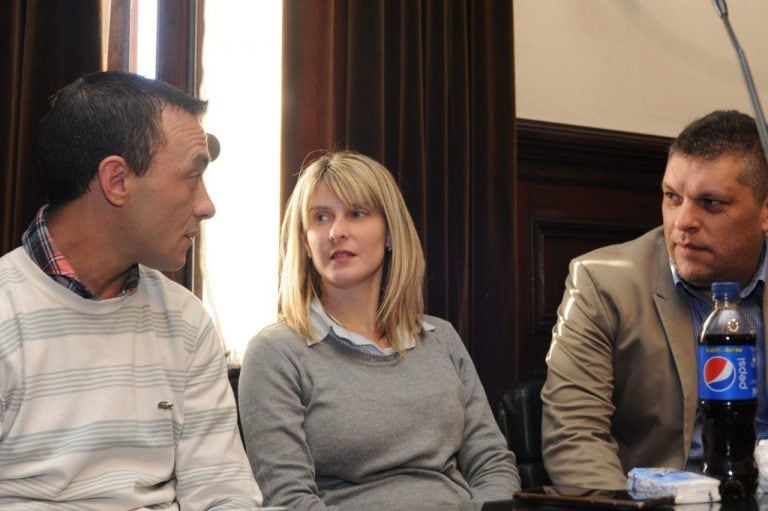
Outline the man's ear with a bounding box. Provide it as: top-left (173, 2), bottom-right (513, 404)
top-left (96, 156), bottom-right (130, 207)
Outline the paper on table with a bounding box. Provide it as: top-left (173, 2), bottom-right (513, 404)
top-left (627, 467), bottom-right (721, 504)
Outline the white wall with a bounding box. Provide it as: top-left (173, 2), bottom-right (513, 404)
top-left (515, 0), bottom-right (768, 137)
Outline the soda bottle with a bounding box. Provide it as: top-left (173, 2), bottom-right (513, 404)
top-left (698, 281), bottom-right (758, 500)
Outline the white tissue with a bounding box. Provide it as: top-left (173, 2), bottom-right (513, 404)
top-left (755, 439), bottom-right (768, 495)
top-left (627, 467), bottom-right (721, 504)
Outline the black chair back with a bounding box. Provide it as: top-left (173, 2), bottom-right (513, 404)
top-left (228, 366), bottom-right (245, 445)
top-left (494, 378), bottom-right (550, 489)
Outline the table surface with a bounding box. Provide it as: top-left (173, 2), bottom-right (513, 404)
top-left (370, 494), bottom-right (768, 511)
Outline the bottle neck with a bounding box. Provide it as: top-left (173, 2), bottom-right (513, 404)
top-left (714, 296), bottom-right (739, 309)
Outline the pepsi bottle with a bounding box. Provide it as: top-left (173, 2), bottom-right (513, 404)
top-left (698, 281), bottom-right (758, 500)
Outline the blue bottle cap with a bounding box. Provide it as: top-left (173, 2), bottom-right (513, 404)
top-left (711, 281), bottom-right (741, 300)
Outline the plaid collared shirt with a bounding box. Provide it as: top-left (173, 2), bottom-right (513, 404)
top-left (21, 205), bottom-right (139, 300)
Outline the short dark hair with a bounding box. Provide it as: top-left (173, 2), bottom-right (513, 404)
top-left (669, 110), bottom-right (768, 202)
top-left (37, 71), bottom-right (208, 207)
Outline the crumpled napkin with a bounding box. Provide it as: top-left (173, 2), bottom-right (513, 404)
top-left (755, 439), bottom-right (768, 494)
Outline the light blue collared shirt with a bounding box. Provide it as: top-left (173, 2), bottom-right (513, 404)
top-left (672, 238), bottom-right (768, 470)
top-left (307, 297), bottom-right (434, 356)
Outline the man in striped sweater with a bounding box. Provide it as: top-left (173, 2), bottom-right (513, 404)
top-left (0, 71), bottom-right (262, 510)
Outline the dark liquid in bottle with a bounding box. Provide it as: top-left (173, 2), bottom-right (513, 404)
top-left (700, 333), bottom-right (758, 500)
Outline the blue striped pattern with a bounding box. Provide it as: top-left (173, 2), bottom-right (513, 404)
top-left (176, 462), bottom-right (257, 492)
top-left (0, 247), bottom-right (262, 509)
top-left (0, 468), bottom-right (172, 501)
top-left (0, 419), bottom-right (176, 466)
top-left (0, 501), bottom-right (104, 511)
top-left (0, 265), bottom-right (25, 284)
top-left (0, 306), bottom-right (199, 343)
top-left (206, 496), bottom-right (262, 510)
top-left (23, 365), bottom-right (187, 398)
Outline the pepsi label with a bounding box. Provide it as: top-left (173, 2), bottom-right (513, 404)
top-left (698, 345), bottom-right (757, 400)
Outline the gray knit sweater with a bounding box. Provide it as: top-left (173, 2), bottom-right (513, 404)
top-left (239, 315), bottom-right (520, 510)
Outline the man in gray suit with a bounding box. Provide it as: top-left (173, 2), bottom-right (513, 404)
top-left (541, 110), bottom-right (768, 490)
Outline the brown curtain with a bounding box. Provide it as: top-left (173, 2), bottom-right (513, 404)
top-left (281, 0), bottom-right (517, 401)
top-left (156, 0), bottom-right (206, 294)
top-left (0, 0), bottom-right (104, 256)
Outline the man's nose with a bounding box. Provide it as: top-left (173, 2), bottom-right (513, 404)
top-left (674, 199), bottom-right (699, 232)
top-left (195, 182), bottom-right (216, 220)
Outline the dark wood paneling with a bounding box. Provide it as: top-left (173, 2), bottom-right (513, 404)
top-left (515, 119), bottom-right (672, 379)
top-left (530, 218), bottom-right (651, 334)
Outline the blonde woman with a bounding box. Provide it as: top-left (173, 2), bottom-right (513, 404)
top-left (239, 151), bottom-right (520, 510)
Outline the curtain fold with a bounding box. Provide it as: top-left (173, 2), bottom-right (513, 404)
top-left (106, 0), bottom-right (132, 72)
top-left (155, 0), bottom-right (206, 293)
top-left (0, 0), bottom-right (104, 255)
top-left (281, 0), bottom-right (517, 400)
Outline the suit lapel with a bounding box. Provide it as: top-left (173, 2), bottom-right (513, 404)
top-left (652, 235), bottom-right (697, 459)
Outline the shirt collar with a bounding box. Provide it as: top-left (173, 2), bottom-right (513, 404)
top-left (671, 237), bottom-right (768, 301)
top-left (308, 297), bottom-right (434, 353)
top-left (21, 205), bottom-right (139, 300)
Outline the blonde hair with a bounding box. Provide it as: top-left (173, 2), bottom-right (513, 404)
top-left (278, 151), bottom-right (426, 352)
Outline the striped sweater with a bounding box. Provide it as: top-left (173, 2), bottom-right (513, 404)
top-left (0, 248), bottom-right (262, 510)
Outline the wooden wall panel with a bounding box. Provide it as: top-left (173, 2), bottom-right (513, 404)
top-left (529, 218), bottom-right (652, 337)
top-left (515, 119), bottom-right (672, 379)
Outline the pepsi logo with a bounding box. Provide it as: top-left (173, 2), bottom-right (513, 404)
top-left (703, 356), bottom-right (737, 392)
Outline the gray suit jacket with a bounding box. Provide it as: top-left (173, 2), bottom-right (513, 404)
top-left (541, 226), bottom-right (767, 489)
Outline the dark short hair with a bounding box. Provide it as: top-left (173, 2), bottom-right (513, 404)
top-left (669, 110), bottom-right (768, 202)
top-left (37, 71), bottom-right (208, 207)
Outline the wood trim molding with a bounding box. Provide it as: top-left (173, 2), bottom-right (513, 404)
top-left (516, 118), bottom-right (673, 190)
